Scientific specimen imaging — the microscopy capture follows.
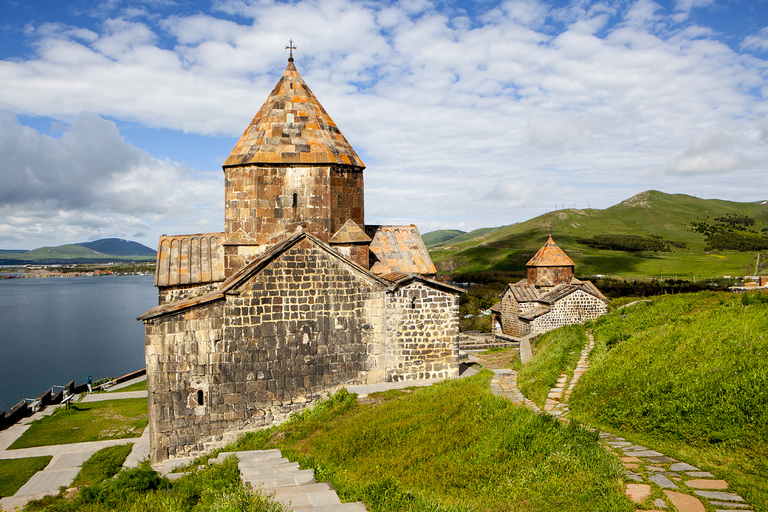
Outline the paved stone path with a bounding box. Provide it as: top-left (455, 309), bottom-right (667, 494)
top-left (490, 332), bottom-right (756, 512)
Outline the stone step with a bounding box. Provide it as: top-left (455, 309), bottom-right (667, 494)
top-left (231, 450), bottom-right (367, 510)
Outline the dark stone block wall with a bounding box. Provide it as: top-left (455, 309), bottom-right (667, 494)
top-left (386, 282), bottom-right (459, 382)
top-left (145, 240), bottom-right (390, 463)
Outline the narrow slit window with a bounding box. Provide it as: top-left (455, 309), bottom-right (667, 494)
top-left (292, 192), bottom-right (298, 208)
top-left (197, 390), bottom-right (204, 406)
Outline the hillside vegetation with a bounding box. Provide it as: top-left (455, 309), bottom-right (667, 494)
top-left (569, 291), bottom-right (768, 511)
top-left (427, 190), bottom-right (768, 278)
top-left (181, 374), bottom-right (634, 512)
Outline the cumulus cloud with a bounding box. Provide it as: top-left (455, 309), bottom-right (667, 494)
top-left (0, 112), bottom-right (222, 249)
top-left (0, 0), bottom-right (766, 248)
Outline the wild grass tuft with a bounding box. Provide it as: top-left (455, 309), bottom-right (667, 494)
top-left (71, 444), bottom-right (134, 487)
top-left (24, 454), bottom-right (285, 511)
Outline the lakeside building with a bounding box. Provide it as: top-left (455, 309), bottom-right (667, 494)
top-left (139, 54), bottom-right (462, 464)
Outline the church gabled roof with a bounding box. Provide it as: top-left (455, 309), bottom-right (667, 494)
top-left (367, 225), bottom-right (437, 276)
top-left (329, 219), bottom-right (371, 244)
top-left (526, 235), bottom-right (575, 267)
top-left (223, 60), bottom-right (364, 168)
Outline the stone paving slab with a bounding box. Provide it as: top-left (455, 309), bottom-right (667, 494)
top-left (670, 462), bottom-right (699, 471)
top-left (664, 490), bottom-right (706, 512)
top-left (686, 479), bottom-right (728, 489)
top-left (0, 437), bottom-right (139, 460)
top-left (649, 473), bottom-right (678, 489)
top-left (694, 490), bottom-right (745, 501)
top-left (15, 467), bottom-right (80, 496)
top-left (80, 390), bottom-right (147, 402)
top-left (123, 427), bottom-right (150, 468)
top-left (709, 501), bottom-right (751, 508)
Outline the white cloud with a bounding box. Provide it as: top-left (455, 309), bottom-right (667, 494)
top-left (742, 27), bottom-right (768, 52)
top-left (0, 112), bottom-right (221, 249)
top-left (0, 0), bottom-right (766, 248)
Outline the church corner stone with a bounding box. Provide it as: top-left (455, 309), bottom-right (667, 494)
top-left (139, 58), bottom-right (461, 465)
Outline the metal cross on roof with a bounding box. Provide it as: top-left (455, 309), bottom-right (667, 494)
top-left (286, 39), bottom-right (297, 61)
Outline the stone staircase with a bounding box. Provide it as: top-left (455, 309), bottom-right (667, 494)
top-left (161, 450), bottom-right (367, 511)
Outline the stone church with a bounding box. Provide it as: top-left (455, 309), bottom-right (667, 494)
top-left (139, 55), bottom-right (461, 464)
top-left (491, 235), bottom-right (608, 337)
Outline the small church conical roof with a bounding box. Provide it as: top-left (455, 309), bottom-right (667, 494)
top-left (526, 235), bottom-right (575, 267)
top-left (223, 60), bottom-right (364, 168)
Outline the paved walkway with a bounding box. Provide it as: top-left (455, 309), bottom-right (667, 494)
top-left (0, 377), bottom-right (150, 511)
top-left (489, 332), bottom-right (756, 512)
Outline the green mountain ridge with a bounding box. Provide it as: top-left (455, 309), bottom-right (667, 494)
top-left (426, 190), bottom-right (768, 279)
top-left (0, 238), bottom-right (156, 262)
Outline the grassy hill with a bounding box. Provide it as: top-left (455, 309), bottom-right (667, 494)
top-left (421, 229), bottom-right (466, 246)
top-left (0, 238), bottom-right (156, 262)
top-left (426, 190), bottom-right (768, 279)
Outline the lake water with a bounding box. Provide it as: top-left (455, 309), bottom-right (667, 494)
top-left (0, 275), bottom-right (157, 412)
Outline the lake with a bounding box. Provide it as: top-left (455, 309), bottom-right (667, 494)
top-left (0, 275), bottom-right (157, 412)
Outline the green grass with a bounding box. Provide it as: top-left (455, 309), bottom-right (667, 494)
top-left (429, 190), bottom-right (768, 277)
top-left (516, 325), bottom-right (586, 408)
top-left (110, 379), bottom-right (147, 392)
top-left (25, 455), bottom-right (285, 512)
top-left (0, 456), bottom-right (52, 498)
top-left (185, 373), bottom-right (634, 512)
top-left (71, 444), bottom-right (134, 488)
top-left (568, 291), bottom-right (768, 511)
top-left (8, 398), bottom-right (148, 449)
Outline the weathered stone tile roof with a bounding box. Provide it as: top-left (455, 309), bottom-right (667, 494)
top-left (526, 235), bottom-right (575, 267)
top-left (520, 305), bottom-right (551, 321)
top-left (154, 233), bottom-right (226, 288)
top-left (223, 60), bottom-right (364, 168)
top-left (329, 219), bottom-right (371, 244)
top-left (367, 225), bottom-right (437, 277)
top-left (506, 281), bottom-right (541, 302)
top-left (578, 280), bottom-right (609, 302)
top-left (489, 302), bottom-right (502, 314)
top-left (537, 281), bottom-right (609, 305)
top-left (139, 231), bottom-right (458, 321)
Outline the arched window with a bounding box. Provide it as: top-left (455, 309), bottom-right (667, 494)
top-left (197, 390), bottom-right (204, 406)
top-left (292, 192), bottom-right (298, 208)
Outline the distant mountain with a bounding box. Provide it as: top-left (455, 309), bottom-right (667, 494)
top-left (429, 190), bottom-right (768, 279)
top-left (77, 238), bottom-right (156, 257)
top-left (421, 230), bottom-right (467, 247)
top-left (0, 238), bottom-right (156, 263)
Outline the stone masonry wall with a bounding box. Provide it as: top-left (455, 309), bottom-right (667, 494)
top-left (500, 290), bottom-right (535, 338)
top-left (145, 239), bottom-right (388, 464)
top-left (527, 266), bottom-right (574, 287)
top-left (144, 302), bottom-right (224, 465)
top-left (531, 290), bottom-right (607, 334)
top-left (158, 283), bottom-right (221, 305)
top-left (224, 165), bottom-right (364, 249)
top-left (385, 282), bottom-right (460, 382)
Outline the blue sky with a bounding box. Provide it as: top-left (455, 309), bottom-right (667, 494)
top-left (0, 0), bottom-right (766, 250)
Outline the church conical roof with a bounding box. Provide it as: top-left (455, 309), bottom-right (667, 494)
top-left (526, 235), bottom-right (575, 267)
top-left (223, 60), bottom-right (364, 168)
